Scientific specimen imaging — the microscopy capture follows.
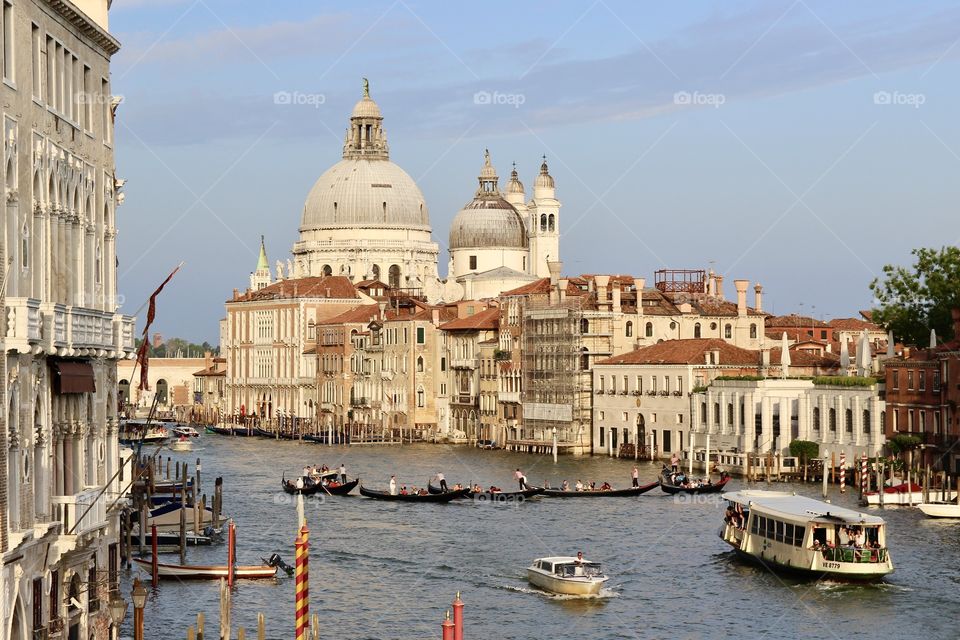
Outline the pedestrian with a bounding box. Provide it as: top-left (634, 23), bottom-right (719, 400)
top-left (670, 453), bottom-right (679, 473)
top-left (631, 465), bottom-right (639, 488)
top-left (389, 475), bottom-right (397, 496)
top-left (515, 468), bottom-right (527, 490)
top-left (339, 463), bottom-right (347, 484)
top-left (436, 471), bottom-right (448, 492)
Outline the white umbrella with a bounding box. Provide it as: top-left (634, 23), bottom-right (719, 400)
top-left (840, 339), bottom-right (850, 373)
top-left (930, 329), bottom-right (937, 349)
top-left (886, 330), bottom-right (895, 357)
top-left (780, 332), bottom-right (791, 378)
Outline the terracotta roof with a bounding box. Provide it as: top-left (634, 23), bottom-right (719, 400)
top-left (597, 339), bottom-right (759, 366)
top-left (231, 276), bottom-right (359, 302)
top-left (828, 317), bottom-right (882, 331)
top-left (193, 365), bottom-right (226, 377)
top-left (766, 314), bottom-right (828, 328)
top-left (499, 278), bottom-right (587, 298)
top-left (318, 304), bottom-right (380, 326)
top-left (439, 307), bottom-right (501, 331)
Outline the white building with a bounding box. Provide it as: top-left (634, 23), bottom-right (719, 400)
top-left (2, 2), bottom-right (135, 639)
top-left (448, 151), bottom-right (560, 298)
top-left (291, 82), bottom-right (441, 293)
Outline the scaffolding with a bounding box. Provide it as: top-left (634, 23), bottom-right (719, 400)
top-left (519, 296), bottom-right (589, 451)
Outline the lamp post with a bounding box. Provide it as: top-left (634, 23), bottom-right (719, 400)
top-left (552, 427), bottom-right (558, 463)
top-left (108, 593), bottom-right (128, 640)
top-left (131, 578), bottom-right (147, 640)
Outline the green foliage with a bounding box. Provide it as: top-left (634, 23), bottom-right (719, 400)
top-left (691, 385), bottom-right (709, 394)
top-left (135, 337), bottom-right (219, 357)
top-left (812, 376), bottom-right (877, 387)
top-left (887, 434), bottom-right (922, 455)
top-left (789, 439), bottom-right (820, 461)
top-left (714, 375), bottom-right (765, 382)
top-left (493, 349), bottom-right (511, 361)
top-left (870, 246), bottom-right (960, 346)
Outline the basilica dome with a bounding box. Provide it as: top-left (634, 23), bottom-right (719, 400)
top-left (449, 151), bottom-right (527, 250)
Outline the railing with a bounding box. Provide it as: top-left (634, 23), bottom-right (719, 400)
top-left (71, 306), bottom-right (114, 349)
top-left (820, 546), bottom-right (887, 564)
top-left (3, 297), bottom-right (43, 348)
top-left (52, 487), bottom-right (108, 536)
top-left (498, 391), bottom-right (521, 403)
top-left (350, 397), bottom-right (369, 407)
top-left (451, 358), bottom-right (479, 369)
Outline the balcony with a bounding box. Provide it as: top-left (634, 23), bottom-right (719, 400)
top-left (454, 394), bottom-right (477, 406)
top-left (350, 397), bottom-right (370, 407)
top-left (52, 487), bottom-right (108, 537)
top-left (3, 297), bottom-right (43, 351)
top-left (451, 357), bottom-right (479, 369)
top-left (498, 391), bottom-right (521, 404)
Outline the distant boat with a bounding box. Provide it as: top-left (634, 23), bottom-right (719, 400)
top-left (863, 482), bottom-right (957, 506)
top-left (130, 528), bottom-right (213, 547)
top-left (133, 558), bottom-right (277, 580)
top-left (281, 476), bottom-right (358, 496)
top-left (170, 437), bottom-right (193, 452)
top-left (146, 502), bottom-right (221, 532)
top-left (359, 485), bottom-right (470, 502)
top-left (543, 481), bottom-right (659, 498)
top-left (428, 484), bottom-right (545, 501)
top-left (119, 420), bottom-right (170, 444)
top-left (527, 556), bottom-right (609, 595)
top-left (917, 503), bottom-right (960, 518)
top-left (173, 426), bottom-right (201, 438)
top-left (659, 472), bottom-right (730, 495)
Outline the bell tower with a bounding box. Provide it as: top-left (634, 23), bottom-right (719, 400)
top-left (528, 157), bottom-right (560, 278)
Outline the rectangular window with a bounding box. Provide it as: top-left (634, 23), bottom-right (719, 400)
top-left (622, 411), bottom-right (628, 422)
top-left (919, 410), bottom-right (926, 431)
top-left (45, 36), bottom-right (54, 103)
top-left (636, 376), bottom-right (642, 393)
top-left (599, 427), bottom-right (605, 448)
top-left (933, 370), bottom-right (941, 392)
top-left (2, 1), bottom-right (13, 83)
top-left (598, 411), bottom-right (604, 421)
top-left (907, 370), bottom-right (914, 390)
top-left (101, 77), bottom-right (111, 144)
top-left (892, 370), bottom-right (899, 390)
top-left (83, 64), bottom-right (92, 130)
top-left (469, 255), bottom-right (477, 270)
top-left (416, 326), bottom-right (425, 344)
top-left (676, 376), bottom-right (682, 394)
top-left (32, 24), bottom-right (41, 99)
top-left (622, 375), bottom-right (628, 393)
top-left (794, 526), bottom-right (805, 547)
top-left (919, 371), bottom-right (925, 392)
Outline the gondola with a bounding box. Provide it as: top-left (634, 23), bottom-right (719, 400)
top-left (659, 472), bottom-right (730, 495)
top-left (281, 476), bottom-right (358, 496)
top-left (542, 480), bottom-right (660, 497)
top-left (427, 484), bottom-right (545, 501)
top-left (359, 485), bottom-right (470, 502)
top-left (133, 557), bottom-right (277, 580)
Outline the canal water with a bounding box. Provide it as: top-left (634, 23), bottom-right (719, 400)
top-left (120, 435), bottom-right (960, 639)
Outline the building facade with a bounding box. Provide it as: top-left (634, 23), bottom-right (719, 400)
top-left (1, 3), bottom-right (134, 639)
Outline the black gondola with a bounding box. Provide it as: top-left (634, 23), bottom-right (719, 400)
top-left (659, 472), bottom-right (730, 495)
top-left (359, 485), bottom-right (470, 502)
top-left (542, 480), bottom-right (660, 497)
top-left (281, 477), bottom-right (358, 496)
top-left (428, 484), bottom-right (545, 501)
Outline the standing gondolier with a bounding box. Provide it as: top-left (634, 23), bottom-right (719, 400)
top-left (389, 475), bottom-right (397, 495)
top-left (435, 472), bottom-right (448, 492)
top-left (515, 468), bottom-right (528, 490)
top-left (632, 466), bottom-right (639, 488)
top-left (339, 463), bottom-right (347, 484)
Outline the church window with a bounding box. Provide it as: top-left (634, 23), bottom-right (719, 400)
top-left (694, 323), bottom-right (701, 338)
top-left (322, 265), bottom-right (332, 277)
top-left (333, 202), bottom-right (338, 218)
top-left (724, 324), bottom-right (732, 339)
top-left (469, 256), bottom-right (477, 270)
top-left (750, 323), bottom-right (757, 339)
top-left (548, 214), bottom-right (555, 231)
top-left (382, 201), bottom-right (387, 220)
top-left (540, 214), bottom-right (547, 232)
top-left (625, 321), bottom-right (633, 338)
top-left (417, 356), bottom-right (424, 372)
top-left (645, 322), bottom-right (653, 337)
top-left (389, 265), bottom-right (401, 288)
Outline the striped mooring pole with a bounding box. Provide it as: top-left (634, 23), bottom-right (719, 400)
top-left (839, 451), bottom-right (846, 493)
top-left (295, 523), bottom-right (310, 640)
top-left (860, 453), bottom-right (868, 497)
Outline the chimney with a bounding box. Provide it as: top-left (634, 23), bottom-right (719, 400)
top-left (432, 308), bottom-right (440, 326)
top-left (558, 279), bottom-right (568, 304)
top-left (634, 278), bottom-right (646, 317)
top-left (204, 350), bottom-right (213, 368)
top-left (378, 301), bottom-right (387, 321)
top-left (734, 280), bottom-right (749, 317)
top-left (754, 283), bottom-right (763, 313)
top-left (612, 284), bottom-right (622, 313)
top-left (232, 288), bottom-right (239, 301)
top-left (595, 275), bottom-right (610, 312)
top-left (547, 261), bottom-right (562, 287)
top-left (707, 269), bottom-right (716, 296)
top-left (715, 275), bottom-right (724, 299)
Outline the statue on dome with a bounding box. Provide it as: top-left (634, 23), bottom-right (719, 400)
top-left (362, 77), bottom-right (370, 98)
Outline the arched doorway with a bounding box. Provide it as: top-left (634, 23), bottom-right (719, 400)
top-left (636, 414), bottom-right (646, 458)
top-left (155, 379), bottom-right (168, 405)
top-left (118, 379), bottom-right (130, 406)
top-left (388, 265), bottom-right (401, 289)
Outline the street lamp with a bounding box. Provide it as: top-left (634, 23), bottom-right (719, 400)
top-left (131, 578), bottom-right (147, 640)
top-left (108, 593), bottom-right (128, 640)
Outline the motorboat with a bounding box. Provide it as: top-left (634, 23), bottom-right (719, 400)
top-left (169, 436), bottom-right (193, 452)
top-left (146, 502), bottom-right (222, 532)
top-left (863, 482), bottom-right (957, 506)
top-left (133, 557), bottom-right (278, 580)
top-left (527, 557), bottom-right (609, 596)
top-left (173, 425), bottom-right (201, 438)
top-left (917, 502), bottom-right (960, 518)
top-left (119, 419), bottom-right (170, 444)
top-left (719, 490), bottom-right (893, 580)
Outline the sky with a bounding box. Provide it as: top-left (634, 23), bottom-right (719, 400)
top-left (108, 0), bottom-right (960, 343)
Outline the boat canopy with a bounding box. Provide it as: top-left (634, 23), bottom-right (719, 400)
top-left (722, 490), bottom-right (886, 525)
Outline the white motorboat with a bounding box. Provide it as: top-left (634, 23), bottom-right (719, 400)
top-left (720, 490), bottom-right (893, 580)
top-left (170, 436), bottom-right (194, 452)
top-left (173, 425), bottom-right (201, 438)
top-left (917, 503), bottom-right (960, 518)
top-left (527, 557), bottom-right (609, 595)
top-left (146, 502), bottom-right (222, 532)
top-left (863, 482), bottom-right (957, 506)
top-left (119, 419), bottom-right (170, 444)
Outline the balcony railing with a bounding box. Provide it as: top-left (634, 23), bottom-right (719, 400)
top-left (498, 391), bottom-right (521, 404)
top-left (52, 487), bottom-right (108, 536)
top-left (3, 297), bottom-right (43, 350)
top-left (6, 300), bottom-right (136, 357)
top-left (451, 358), bottom-right (479, 369)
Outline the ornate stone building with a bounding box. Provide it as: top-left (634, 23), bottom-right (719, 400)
top-left (2, 3), bottom-right (135, 639)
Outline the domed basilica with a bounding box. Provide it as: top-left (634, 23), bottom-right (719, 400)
top-left (284, 81), bottom-right (561, 301)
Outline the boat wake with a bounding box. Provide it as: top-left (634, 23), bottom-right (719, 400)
top-left (501, 584), bottom-right (620, 600)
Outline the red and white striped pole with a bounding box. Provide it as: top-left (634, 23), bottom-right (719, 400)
top-left (860, 453), bottom-right (868, 497)
top-left (839, 451), bottom-right (846, 493)
top-left (295, 523), bottom-right (310, 640)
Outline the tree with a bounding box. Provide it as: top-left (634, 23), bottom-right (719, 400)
top-left (870, 246), bottom-right (960, 346)
top-left (789, 439), bottom-right (819, 461)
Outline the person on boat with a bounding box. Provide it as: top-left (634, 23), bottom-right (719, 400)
top-left (670, 453), bottom-right (679, 473)
top-left (515, 468), bottom-right (528, 490)
top-left (389, 476), bottom-right (397, 495)
top-left (400, 485), bottom-right (408, 495)
top-left (435, 472), bottom-right (448, 492)
top-left (561, 480), bottom-right (570, 491)
top-left (632, 466), bottom-right (639, 488)
top-left (295, 476), bottom-right (304, 490)
top-left (339, 464), bottom-right (347, 484)
top-left (417, 488), bottom-right (428, 496)
top-left (473, 483), bottom-right (482, 493)
top-left (302, 465), bottom-right (311, 479)
top-left (575, 479), bottom-right (584, 492)
top-left (573, 551), bottom-right (585, 575)
top-left (600, 482), bottom-right (612, 491)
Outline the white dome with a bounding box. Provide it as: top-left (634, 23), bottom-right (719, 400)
top-left (300, 158), bottom-right (431, 231)
top-left (449, 197), bottom-right (527, 250)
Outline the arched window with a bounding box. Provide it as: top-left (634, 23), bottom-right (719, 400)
top-left (118, 379), bottom-right (130, 406)
top-left (580, 347), bottom-right (590, 371)
top-left (645, 322), bottom-right (653, 337)
top-left (724, 324), bottom-right (732, 339)
top-left (416, 356), bottom-right (424, 373)
top-left (625, 321), bottom-right (633, 338)
top-left (580, 318), bottom-right (589, 334)
top-left (700, 402), bottom-right (707, 423)
top-left (548, 214), bottom-right (555, 231)
top-left (829, 408), bottom-right (837, 431)
top-left (382, 201), bottom-right (387, 220)
top-left (322, 264), bottom-right (332, 277)
top-left (749, 324), bottom-right (757, 339)
top-left (372, 264), bottom-right (381, 281)
top-left (540, 214), bottom-right (547, 232)
top-left (95, 242), bottom-right (102, 285)
top-left (727, 403), bottom-right (734, 425)
top-left (156, 379), bottom-right (169, 405)
top-left (694, 323), bottom-right (702, 338)
top-left (713, 402), bottom-right (720, 424)
top-left (20, 222), bottom-right (29, 269)
top-left (389, 264), bottom-right (401, 289)
top-left (813, 407), bottom-right (821, 431)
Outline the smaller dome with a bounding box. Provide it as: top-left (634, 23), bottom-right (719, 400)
top-left (534, 157), bottom-right (555, 189)
top-left (507, 163), bottom-right (524, 194)
top-left (449, 198), bottom-right (527, 250)
top-left (352, 95), bottom-right (382, 119)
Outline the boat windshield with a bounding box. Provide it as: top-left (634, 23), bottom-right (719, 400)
top-left (557, 562), bottom-right (603, 578)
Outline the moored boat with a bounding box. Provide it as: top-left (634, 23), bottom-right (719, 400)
top-left (281, 476), bottom-right (358, 496)
top-left (719, 490), bottom-right (894, 580)
top-left (917, 502), bottom-right (960, 518)
top-left (146, 502), bottom-right (222, 532)
top-left (133, 557), bottom-right (277, 580)
top-left (863, 482), bottom-right (957, 506)
top-left (526, 557), bottom-right (609, 595)
top-left (359, 485), bottom-right (470, 502)
top-left (543, 481), bottom-right (659, 498)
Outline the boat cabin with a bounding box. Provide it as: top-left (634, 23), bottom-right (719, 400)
top-left (533, 557), bottom-right (603, 578)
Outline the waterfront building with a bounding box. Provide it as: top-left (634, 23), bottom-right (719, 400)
top-left (1, 2), bottom-right (135, 638)
top-left (883, 310), bottom-right (960, 472)
top-left (117, 356), bottom-right (205, 414)
top-left (191, 352), bottom-right (226, 422)
top-left (448, 151), bottom-right (558, 297)
top-left (439, 305), bottom-right (501, 440)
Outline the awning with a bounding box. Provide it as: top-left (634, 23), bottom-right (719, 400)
top-left (51, 361), bottom-right (97, 394)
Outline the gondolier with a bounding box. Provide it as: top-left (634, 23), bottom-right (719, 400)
top-left (435, 472), bottom-right (448, 492)
top-left (632, 466), bottom-right (639, 488)
top-left (516, 468), bottom-right (528, 490)
top-left (389, 475), bottom-right (397, 495)
top-left (339, 463), bottom-right (347, 484)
